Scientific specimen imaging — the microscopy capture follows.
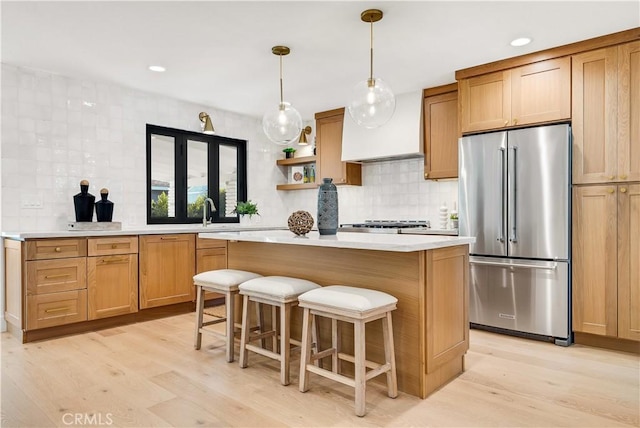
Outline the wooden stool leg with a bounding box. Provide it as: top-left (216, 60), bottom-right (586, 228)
top-left (331, 318), bottom-right (339, 373)
top-left (311, 314), bottom-right (320, 368)
top-left (382, 311), bottom-right (398, 398)
top-left (239, 295), bottom-right (251, 368)
top-left (256, 301), bottom-right (265, 348)
top-left (194, 284), bottom-right (205, 350)
top-left (280, 303), bottom-right (292, 386)
top-left (354, 319), bottom-right (367, 417)
top-left (271, 305), bottom-right (278, 353)
top-left (299, 307), bottom-right (313, 392)
top-left (225, 290), bottom-right (235, 363)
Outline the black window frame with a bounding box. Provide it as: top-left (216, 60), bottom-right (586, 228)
top-left (146, 124), bottom-right (247, 225)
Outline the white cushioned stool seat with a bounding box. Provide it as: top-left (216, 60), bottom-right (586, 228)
top-left (297, 285), bottom-right (398, 316)
top-left (239, 276), bottom-right (321, 386)
top-left (194, 269), bottom-right (262, 291)
top-left (239, 276), bottom-right (320, 302)
top-left (298, 285), bottom-right (398, 417)
top-left (193, 269), bottom-right (262, 362)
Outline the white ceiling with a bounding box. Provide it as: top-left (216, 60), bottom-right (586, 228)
top-left (2, 1), bottom-right (638, 121)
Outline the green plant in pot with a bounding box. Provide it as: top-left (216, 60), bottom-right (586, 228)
top-left (234, 200), bottom-right (260, 225)
top-left (283, 147), bottom-right (296, 159)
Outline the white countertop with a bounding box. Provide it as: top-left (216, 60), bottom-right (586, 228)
top-left (200, 230), bottom-right (475, 252)
top-left (1, 224), bottom-right (287, 240)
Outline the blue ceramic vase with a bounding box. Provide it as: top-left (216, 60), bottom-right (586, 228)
top-left (317, 178), bottom-right (338, 235)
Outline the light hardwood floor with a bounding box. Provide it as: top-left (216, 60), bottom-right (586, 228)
top-left (1, 312), bottom-right (638, 427)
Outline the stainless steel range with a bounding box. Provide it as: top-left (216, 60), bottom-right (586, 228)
top-left (339, 220), bottom-right (457, 235)
top-left (339, 220), bottom-right (430, 233)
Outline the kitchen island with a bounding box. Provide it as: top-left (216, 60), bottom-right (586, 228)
top-left (200, 230), bottom-right (475, 399)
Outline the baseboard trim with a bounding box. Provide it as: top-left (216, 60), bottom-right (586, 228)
top-left (574, 332), bottom-right (640, 354)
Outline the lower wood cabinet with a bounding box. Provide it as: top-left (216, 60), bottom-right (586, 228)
top-left (23, 238), bottom-right (88, 330)
top-left (139, 234), bottom-right (196, 309)
top-left (26, 289), bottom-right (88, 330)
top-left (572, 183), bottom-right (639, 341)
top-left (87, 236), bottom-right (138, 320)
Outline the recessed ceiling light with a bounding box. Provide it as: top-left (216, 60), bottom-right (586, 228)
top-left (510, 37), bottom-right (532, 47)
top-left (148, 65), bottom-right (166, 72)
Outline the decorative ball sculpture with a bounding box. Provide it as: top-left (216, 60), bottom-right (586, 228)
top-left (288, 210), bottom-right (314, 236)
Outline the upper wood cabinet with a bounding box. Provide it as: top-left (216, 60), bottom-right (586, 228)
top-left (572, 41), bottom-right (640, 184)
top-left (315, 108), bottom-right (361, 186)
top-left (139, 234), bottom-right (195, 309)
top-left (572, 184), bottom-right (639, 341)
top-left (459, 57), bottom-right (571, 134)
top-left (423, 84), bottom-right (459, 180)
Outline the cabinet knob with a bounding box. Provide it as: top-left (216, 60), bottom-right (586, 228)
top-left (607, 188), bottom-right (615, 194)
top-left (620, 174), bottom-right (628, 180)
top-left (504, 120), bottom-right (508, 126)
top-left (608, 175), bottom-right (615, 180)
top-left (620, 187), bottom-right (627, 193)
top-left (54, 247), bottom-right (61, 252)
top-left (112, 244), bottom-right (117, 249)
top-left (513, 118), bottom-right (518, 125)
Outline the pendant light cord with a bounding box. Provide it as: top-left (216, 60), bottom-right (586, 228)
top-left (370, 19), bottom-right (374, 82)
top-left (279, 54), bottom-right (284, 106)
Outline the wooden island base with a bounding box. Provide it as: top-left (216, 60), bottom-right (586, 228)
top-left (226, 241), bottom-right (469, 399)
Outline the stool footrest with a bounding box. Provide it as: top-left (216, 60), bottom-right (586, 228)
top-left (202, 318), bottom-right (226, 327)
top-left (245, 344), bottom-right (281, 362)
top-left (337, 352), bottom-right (383, 371)
top-left (305, 364), bottom-right (356, 388)
top-left (311, 347), bottom-right (336, 362)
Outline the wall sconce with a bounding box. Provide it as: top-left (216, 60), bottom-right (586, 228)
top-left (298, 126), bottom-right (312, 145)
top-left (199, 112), bottom-right (215, 134)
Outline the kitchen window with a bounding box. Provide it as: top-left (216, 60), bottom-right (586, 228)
top-left (146, 124), bottom-right (247, 224)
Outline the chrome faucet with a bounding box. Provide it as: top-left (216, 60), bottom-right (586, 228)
top-left (202, 197), bottom-right (217, 227)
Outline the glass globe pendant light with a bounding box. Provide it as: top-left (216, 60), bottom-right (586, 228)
top-left (348, 9), bottom-right (396, 129)
top-left (262, 46), bottom-right (303, 145)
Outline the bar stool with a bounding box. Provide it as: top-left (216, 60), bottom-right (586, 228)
top-left (297, 285), bottom-right (398, 417)
top-left (238, 276), bottom-right (320, 386)
top-left (193, 269), bottom-right (262, 362)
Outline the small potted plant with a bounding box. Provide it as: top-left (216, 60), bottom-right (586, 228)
top-left (450, 213), bottom-right (459, 229)
top-left (283, 147), bottom-right (296, 159)
top-left (234, 200), bottom-right (259, 225)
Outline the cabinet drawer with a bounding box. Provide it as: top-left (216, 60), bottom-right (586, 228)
top-left (88, 236), bottom-right (138, 256)
top-left (26, 290), bottom-right (88, 330)
top-left (26, 238), bottom-right (87, 260)
top-left (26, 258), bottom-right (87, 295)
top-left (197, 237), bottom-right (228, 250)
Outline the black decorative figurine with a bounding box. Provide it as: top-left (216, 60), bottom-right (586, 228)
top-left (95, 188), bottom-right (114, 222)
top-left (73, 179), bottom-right (95, 222)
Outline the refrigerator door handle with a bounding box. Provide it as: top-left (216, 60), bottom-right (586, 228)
top-left (497, 147), bottom-right (506, 243)
top-left (509, 146), bottom-right (518, 243)
top-left (470, 259), bottom-right (558, 271)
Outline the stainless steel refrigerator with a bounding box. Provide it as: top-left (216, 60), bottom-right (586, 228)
top-left (459, 124), bottom-right (571, 346)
